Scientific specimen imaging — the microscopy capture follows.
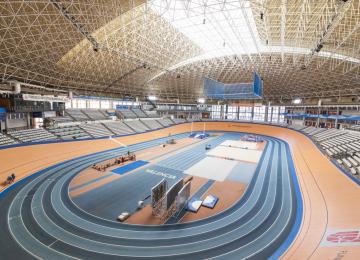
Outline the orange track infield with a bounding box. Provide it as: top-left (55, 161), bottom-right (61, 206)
top-left (1, 122), bottom-right (359, 259)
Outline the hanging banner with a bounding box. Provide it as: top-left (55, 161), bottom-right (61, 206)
top-left (22, 94), bottom-right (69, 103)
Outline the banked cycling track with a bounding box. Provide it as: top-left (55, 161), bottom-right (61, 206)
top-left (0, 122), bottom-right (359, 259)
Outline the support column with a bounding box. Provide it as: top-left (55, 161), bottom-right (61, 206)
top-left (264, 105), bottom-right (268, 123)
top-left (5, 113), bottom-right (9, 132)
top-left (225, 104), bottom-right (228, 120)
top-left (277, 106), bottom-right (280, 123)
top-left (26, 113), bottom-right (31, 128)
top-left (316, 106), bottom-right (320, 127)
top-left (251, 106), bottom-right (254, 121)
top-left (335, 106), bottom-right (339, 129)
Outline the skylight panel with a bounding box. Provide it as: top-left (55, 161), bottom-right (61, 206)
top-left (150, 0), bottom-right (260, 57)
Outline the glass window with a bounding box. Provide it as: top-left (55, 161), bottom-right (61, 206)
top-left (279, 106), bottom-right (286, 123)
top-left (100, 100), bottom-right (110, 109)
top-left (65, 101), bottom-right (72, 109)
top-left (77, 99), bottom-right (86, 109)
top-left (239, 106), bottom-right (252, 120)
top-left (211, 105), bottom-right (221, 119)
top-left (89, 99), bottom-right (100, 109)
top-left (253, 106), bottom-right (266, 122)
top-left (226, 106), bottom-right (237, 120)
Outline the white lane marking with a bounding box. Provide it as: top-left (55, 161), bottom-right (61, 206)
top-left (109, 136), bottom-right (127, 147)
top-left (48, 240), bottom-right (58, 248)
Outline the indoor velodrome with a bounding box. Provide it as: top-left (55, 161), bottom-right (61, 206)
top-left (1, 0), bottom-right (360, 260)
top-left (1, 122), bottom-right (360, 259)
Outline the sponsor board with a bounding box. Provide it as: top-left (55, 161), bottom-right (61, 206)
top-left (151, 179), bottom-right (167, 208)
top-left (166, 179), bottom-right (184, 210)
top-left (145, 169), bottom-right (176, 180)
top-left (321, 228), bottom-right (360, 247)
top-left (176, 182), bottom-right (191, 211)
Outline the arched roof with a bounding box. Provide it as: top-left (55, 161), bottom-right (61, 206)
top-left (0, 0), bottom-right (359, 101)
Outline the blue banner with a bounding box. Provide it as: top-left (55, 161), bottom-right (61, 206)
top-left (0, 112), bottom-right (5, 122)
top-left (282, 113), bottom-right (360, 121)
top-left (116, 105), bottom-right (130, 110)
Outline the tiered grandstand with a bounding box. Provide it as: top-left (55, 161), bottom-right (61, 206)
top-left (0, 117), bottom-right (184, 147)
top-left (172, 118), bottom-right (187, 124)
top-left (140, 119), bottom-right (163, 130)
top-left (79, 123), bottom-right (114, 137)
top-left (157, 118), bottom-right (174, 127)
top-left (118, 109), bottom-right (137, 119)
top-left (124, 120), bottom-right (149, 132)
top-left (290, 126), bottom-right (360, 176)
top-left (7, 128), bottom-right (57, 143)
top-left (65, 109), bottom-right (110, 121)
top-left (81, 109), bottom-right (108, 120)
top-left (47, 125), bottom-right (91, 140)
top-left (48, 116), bottom-right (73, 124)
top-left (65, 109), bottom-right (90, 121)
top-left (144, 110), bottom-right (159, 118)
top-left (347, 125), bottom-right (360, 132)
top-left (102, 121), bottom-right (135, 135)
top-left (131, 108), bottom-right (148, 118)
top-left (0, 132), bottom-right (17, 146)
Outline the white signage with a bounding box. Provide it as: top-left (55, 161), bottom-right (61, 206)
top-left (23, 94), bottom-right (69, 102)
top-left (146, 169), bottom-right (176, 180)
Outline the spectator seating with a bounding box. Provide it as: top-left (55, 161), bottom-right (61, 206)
top-left (79, 123), bottom-right (114, 137)
top-left (0, 132), bottom-right (17, 146)
top-left (171, 118), bottom-right (186, 124)
top-left (144, 110), bottom-right (159, 118)
top-left (81, 109), bottom-right (108, 120)
top-left (347, 125), bottom-right (360, 132)
top-left (312, 128), bottom-right (346, 142)
top-left (7, 128), bottom-right (57, 143)
top-left (288, 125), bottom-right (307, 131)
top-left (65, 109), bottom-right (90, 121)
top-left (157, 118), bottom-right (174, 127)
top-left (124, 120), bottom-right (149, 132)
top-left (301, 126), bottom-right (326, 136)
top-left (131, 108), bottom-right (148, 118)
top-left (48, 125), bottom-right (91, 140)
top-left (118, 109), bottom-right (137, 119)
top-left (99, 110), bottom-right (110, 118)
top-left (0, 116), bottom-right (187, 147)
top-left (140, 119), bottom-right (163, 130)
top-left (48, 116), bottom-right (73, 124)
top-left (292, 125), bottom-right (360, 177)
top-left (102, 121), bottom-right (134, 135)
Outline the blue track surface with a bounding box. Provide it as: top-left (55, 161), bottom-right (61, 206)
top-left (112, 160), bottom-right (149, 175)
top-left (73, 164), bottom-right (185, 219)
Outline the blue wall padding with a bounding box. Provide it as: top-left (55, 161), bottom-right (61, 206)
top-left (112, 160), bottom-right (149, 175)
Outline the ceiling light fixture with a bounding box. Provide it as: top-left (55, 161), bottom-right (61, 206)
top-left (292, 98), bottom-right (302, 104)
top-left (148, 95), bottom-right (157, 101)
top-left (198, 98), bottom-right (205, 104)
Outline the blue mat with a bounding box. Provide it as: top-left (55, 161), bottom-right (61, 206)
top-left (202, 194), bottom-right (219, 208)
top-left (112, 160), bottom-right (149, 175)
top-left (187, 198), bottom-right (203, 212)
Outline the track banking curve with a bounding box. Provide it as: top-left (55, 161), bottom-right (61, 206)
top-left (0, 132), bottom-right (301, 259)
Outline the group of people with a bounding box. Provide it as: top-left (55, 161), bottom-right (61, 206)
top-left (4, 173), bottom-right (16, 185)
top-left (92, 151), bottom-right (136, 172)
